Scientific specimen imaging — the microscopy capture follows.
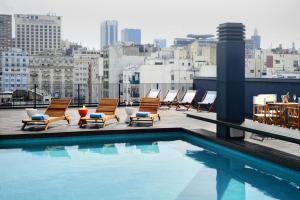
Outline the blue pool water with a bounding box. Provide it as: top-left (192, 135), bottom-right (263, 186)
top-left (0, 132), bottom-right (299, 200)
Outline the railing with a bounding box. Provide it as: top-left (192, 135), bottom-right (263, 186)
top-left (0, 83), bottom-right (193, 109)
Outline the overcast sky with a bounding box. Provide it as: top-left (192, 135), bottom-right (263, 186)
top-left (1, 0), bottom-right (300, 50)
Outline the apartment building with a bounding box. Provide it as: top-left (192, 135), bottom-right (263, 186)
top-left (0, 15), bottom-right (12, 53)
top-left (101, 44), bottom-right (155, 98)
top-left (0, 48), bottom-right (29, 92)
top-left (29, 51), bottom-right (73, 98)
top-left (73, 48), bottom-right (102, 103)
top-left (14, 14), bottom-right (62, 55)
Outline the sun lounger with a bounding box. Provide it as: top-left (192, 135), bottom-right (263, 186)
top-left (176, 90), bottom-right (197, 111)
top-left (146, 89), bottom-right (161, 98)
top-left (160, 90), bottom-right (179, 109)
top-left (197, 91), bottom-right (217, 112)
top-left (79, 98), bottom-right (119, 128)
top-left (22, 98), bottom-right (71, 130)
top-left (130, 98), bottom-right (160, 126)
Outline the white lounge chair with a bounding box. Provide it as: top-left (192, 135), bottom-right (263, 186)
top-left (146, 89), bottom-right (161, 98)
top-left (176, 90), bottom-right (197, 111)
top-left (160, 90), bottom-right (179, 109)
top-left (197, 91), bottom-right (217, 112)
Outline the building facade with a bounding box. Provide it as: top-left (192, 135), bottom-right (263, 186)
top-left (29, 51), bottom-right (73, 98)
top-left (14, 14), bottom-right (62, 55)
top-left (101, 44), bottom-right (155, 98)
top-left (251, 28), bottom-right (261, 49)
top-left (0, 48), bottom-right (29, 92)
top-left (73, 48), bottom-right (102, 103)
top-left (0, 15), bottom-right (12, 53)
top-left (121, 28), bottom-right (141, 45)
top-left (100, 20), bottom-right (118, 49)
top-left (154, 39), bottom-right (167, 49)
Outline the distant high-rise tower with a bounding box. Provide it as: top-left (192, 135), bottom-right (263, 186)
top-left (251, 28), bottom-right (261, 49)
top-left (121, 28), bottom-right (141, 45)
top-left (100, 20), bottom-right (118, 49)
top-left (14, 14), bottom-right (62, 55)
top-left (0, 15), bottom-right (12, 53)
top-left (154, 39), bottom-right (167, 49)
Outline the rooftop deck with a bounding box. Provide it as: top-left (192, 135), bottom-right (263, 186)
top-left (0, 107), bottom-right (299, 160)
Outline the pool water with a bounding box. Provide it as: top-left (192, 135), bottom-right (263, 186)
top-left (0, 132), bottom-right (299, 200)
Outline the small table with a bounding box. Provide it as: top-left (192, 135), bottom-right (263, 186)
top-left (78, 108), bottom-right (88, 125)
top-left (125, 107), bottom-right (135, 123)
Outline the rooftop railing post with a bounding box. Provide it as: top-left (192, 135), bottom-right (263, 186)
top-left (118, 83), bottom-right (121, 106)
top-left (216, 23), bottom-right (245, 139)
top-left (77, 84), bottom-right (80, 108)
top-left (34, 84), bottom-right (37, 109)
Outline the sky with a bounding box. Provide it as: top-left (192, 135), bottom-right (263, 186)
top-left (1, 0), bottom-right (300, 50)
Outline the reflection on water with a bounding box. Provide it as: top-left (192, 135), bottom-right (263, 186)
top-left (23, 141), bottom-right (160, 157)
top-left (126, 141), bottom-right (160, 154)
top-left (184, 149), bottom-right (300, 200)
top-left (23, 146), bottom-right (70, 158)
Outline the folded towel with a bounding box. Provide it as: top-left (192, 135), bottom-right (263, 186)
top-left (31, 114), bottom-right (49, 120)
top-left (136, 112), bottom-right (150, 117)
top-left (90, 113), bottom-right (105, 119)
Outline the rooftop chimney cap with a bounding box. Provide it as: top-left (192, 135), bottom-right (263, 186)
top-left (217, 23), bottom-right (245, 41)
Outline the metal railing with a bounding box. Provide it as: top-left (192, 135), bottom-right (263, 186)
top-left (0, 83), bottom-right (193, 109)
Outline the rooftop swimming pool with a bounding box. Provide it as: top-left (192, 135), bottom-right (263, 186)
top-left (0, 132), bottom-right (299, 200)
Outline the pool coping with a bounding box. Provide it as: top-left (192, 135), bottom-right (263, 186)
top-left (0, 127), bottom-right (299, 172)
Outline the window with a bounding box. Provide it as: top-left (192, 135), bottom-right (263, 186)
top-left (171, 74), bottom-right (174, 81)
top-left (275, 60), bottom-right (280, 64)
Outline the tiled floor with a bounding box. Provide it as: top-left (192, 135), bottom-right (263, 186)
top-left (0, 107), bottom-right (299, 157)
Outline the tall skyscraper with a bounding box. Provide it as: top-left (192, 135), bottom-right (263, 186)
top-left (100, 20), bottom-right (118, 49)
top-left (14, 14), bottom-right (62, 55)
top-left (154, 39), bottom-right (167, 49)
top-left (251, 28), bottom-right (261, 49)
top-left (121, 28), bottom-right (141, 45)
top-left (0, 15), bottom-right (12, 53)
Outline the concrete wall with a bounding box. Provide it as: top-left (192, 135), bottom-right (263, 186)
top-left (193, 77), bottom-right (300, 116)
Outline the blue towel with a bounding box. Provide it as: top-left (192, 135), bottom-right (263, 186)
top-left (31, 114), bottom-right (49, 120)
top-left (90, 113), bottom-right (105, 119)
top-left (136, 112), bottom-right (150, 117)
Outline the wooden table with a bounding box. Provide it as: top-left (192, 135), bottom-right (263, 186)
top-left (267, 102), bottom-right (298, 127)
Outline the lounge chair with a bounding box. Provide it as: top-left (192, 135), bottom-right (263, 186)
top-left (175, 90), bottom-right (197, 111)
top-left (160, 90), bottom-right (179, 109)
top-left (287, 106), bottom-right (300, 130)
top-left (79, 98), bottom-right (119, 128)
top-left (197, 91), bottom-right (217, 112)
top-left (130, 98), bottom-right (160, 126)
top-left (22, 98), bottom-right (71, 130)
top-left (146, 89), bottom-right (161, 98)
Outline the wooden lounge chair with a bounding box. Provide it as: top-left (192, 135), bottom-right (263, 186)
top-left (130, 98), bottom-right (160, 126)
top-left (146, 89), bottom-right (161, 98)
top-left (197, 91), bottom-right (217, 112)
top-left (79, 98), bottom-right (119, 128)
top-left (22, 98), bottom-right (71, 130)
top-left (175, 90), bottom-right (197, 111)
top-left (287, 106), bottom-right (300, 130)
top-left (160, 90), bottom-right (179, 109)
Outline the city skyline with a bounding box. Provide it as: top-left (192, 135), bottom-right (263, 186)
top-left (1, 0), bottom-right (300, 50)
